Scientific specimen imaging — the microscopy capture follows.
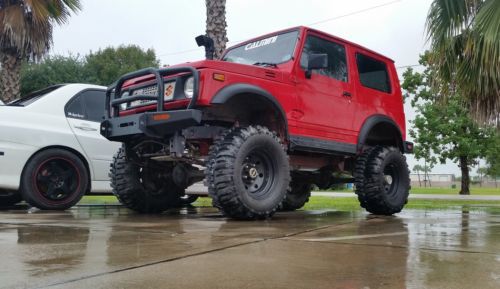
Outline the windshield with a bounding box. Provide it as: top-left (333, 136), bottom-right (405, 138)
top-left (7, 84), bottom-right (65, 106)
top-left (222, 30), bottom-right (299, 65)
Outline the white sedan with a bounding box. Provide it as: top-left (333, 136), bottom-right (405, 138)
top-left (0, 84), bottom-right (121, 210)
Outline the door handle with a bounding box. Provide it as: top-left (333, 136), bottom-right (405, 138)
top-left (342, 91), bottom-right (352, 97)
top-left (74, 126), bottom-right (97, 132)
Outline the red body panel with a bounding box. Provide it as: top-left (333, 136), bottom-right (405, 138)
top-left (120, 26), bottom-right (407, 145)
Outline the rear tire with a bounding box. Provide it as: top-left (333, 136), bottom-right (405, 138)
top-left (179, 195), bottom-right (199, 206)
top-left (354, 146), bottom-right (410, 215)
top-left (206, 126), bottom-right (290, 220)
top-left (110, 147), bottom-right (183, 213)
top-left (21, 149), bottom-right (88, 210)
top-left (280, 181), bottom-right (312, 211)
top-left (0, 190), bottom-right (23, 207)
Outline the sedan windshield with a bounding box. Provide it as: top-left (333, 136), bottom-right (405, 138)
top-left (222, 30), bottom-right (299, 66)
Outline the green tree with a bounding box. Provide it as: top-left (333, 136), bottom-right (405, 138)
top-left (20, 54), bottom-right (88, 95)
top-left (205, 0), bottom-right (227, 59)
top-left (426, 0), bottom-right (500, 125)
top-left (402, 53), bottom-right (494, 195)
top-left (413, 163), bottom-right (433, 187)
top-left (485, 134), bottom-right (500, 187)
top-left (476, 167), bottom-right (488, 187)
top-left (0, 0), bottom-right (81, 102)
top-left (85, 45), bottom-right (159, 86)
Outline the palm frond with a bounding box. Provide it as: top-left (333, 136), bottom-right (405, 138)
top-left (426, 0), bottom-right (500, 125)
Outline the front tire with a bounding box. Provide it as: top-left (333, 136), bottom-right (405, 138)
top-left (21, 149), bottom-right (88, 210)
top-left (110, 147), bottom-right (184, 213)
top-left (206, 126), bottom-right (290, 220)
top-left (354, 146), bottom-right (410, 215)
top-left (0, 190), bottom-right (23, 207)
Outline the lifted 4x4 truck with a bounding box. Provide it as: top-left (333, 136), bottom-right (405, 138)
top-left (101, 26), bottom-right (413, 220)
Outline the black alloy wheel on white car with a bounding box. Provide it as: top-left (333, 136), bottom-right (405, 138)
top-left (21, 149), bottom-right (89, 210)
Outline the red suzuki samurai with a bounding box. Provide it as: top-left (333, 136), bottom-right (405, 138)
top-left (101, 26), bottom-right (413, 220)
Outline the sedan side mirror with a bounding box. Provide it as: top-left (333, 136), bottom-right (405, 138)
top-left (306, 53), bottom-right (328, 79)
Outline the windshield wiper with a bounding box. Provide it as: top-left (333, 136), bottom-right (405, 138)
top-left (253, 62), bottom-right (278, 68)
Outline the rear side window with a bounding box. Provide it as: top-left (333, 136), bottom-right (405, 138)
top-left (356, 53), bottom-right (391, 93)
top-left (82, 90), bottom-right (106, 122)
top-left (66, 94), bottom-right (86, 119)
top-left (65, 90), bottom-right (106, 122)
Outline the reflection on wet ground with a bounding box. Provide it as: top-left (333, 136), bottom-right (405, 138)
top-left (0, 204), bottom-right (499, 289)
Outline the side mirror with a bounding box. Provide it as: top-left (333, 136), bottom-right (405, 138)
top-left (306, 53), bottom-right (328, 79)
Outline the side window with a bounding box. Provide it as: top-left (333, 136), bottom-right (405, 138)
top-left (81, 90), bottom-right (106, 122)
top-left (300, 35), bottom-right (348, 82)
top-left (356, 53), bottom-right (391, 93)
top-left (65, 94), bottom-right (86, 119)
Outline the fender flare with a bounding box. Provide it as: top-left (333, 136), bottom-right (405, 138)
top-left (357, 115), bottom-right (403, 151)
top-left (211, 83), bottom-right (289, 140)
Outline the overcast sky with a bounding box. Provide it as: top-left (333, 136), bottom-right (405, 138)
top-left (51, 0), bottom-right (473, 176)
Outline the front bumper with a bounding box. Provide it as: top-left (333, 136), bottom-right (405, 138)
top-left (102, 66), bottom-right (201, 142)
top-left (101, 109), bottom-right (202, 142)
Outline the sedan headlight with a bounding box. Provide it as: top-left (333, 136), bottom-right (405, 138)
top-left (184, 77), bottom-right (194, 99)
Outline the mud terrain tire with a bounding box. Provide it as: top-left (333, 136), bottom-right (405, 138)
top-left (280, 181), bottom-right (312, 211)
top-left (206, 126), bottom-right (290, 220)
top-left (354, 146), bottom-right (410, 215)
top-left (111, 147), bottom-right (183, 213)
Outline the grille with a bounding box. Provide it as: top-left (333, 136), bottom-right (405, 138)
top-left (131, 85), bottom-right (158, 106)
top-left (133, 85), bottom-right (158, 96)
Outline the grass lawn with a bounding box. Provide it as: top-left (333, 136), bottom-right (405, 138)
top-left (79, 195), bottom-right (500, 213)
top-left (323, 187), bottom-right (500, 195)
top-left (301, 196), bottom-right (500, 211)
top-left (410, 187), bottom-right (500, 195)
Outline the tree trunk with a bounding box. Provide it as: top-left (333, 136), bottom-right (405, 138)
top-left (0, 52), bottom-right (22, 103)
top-left (459, 155), bottom-right (470, 195)
top-left (205, 0), bottom-right (228, 60)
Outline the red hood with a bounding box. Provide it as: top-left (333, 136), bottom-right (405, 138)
top-left (123, 60), bottom-right (288, 88)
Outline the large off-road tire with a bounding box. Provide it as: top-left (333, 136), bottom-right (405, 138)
top-left (354, 146), bottom-right (410, 215)
top-left (206, 126), bottom-right (290, 220)
top-left (0, 190), bottom-right (23, 207)
top-left (178, 194), bottom-right (199, 206)
top-left (21, 149), bottom-right (88, 210)
top-left (280, 181), bottom-right (312, 211)
top-left (110, 147), bottom-right (184, 213)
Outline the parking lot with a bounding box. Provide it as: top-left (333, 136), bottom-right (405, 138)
top-left (1, 203), bottom-right (499, 289)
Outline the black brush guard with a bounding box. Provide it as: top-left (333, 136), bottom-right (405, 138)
top-left (101, 66), bottom-right (202, 142)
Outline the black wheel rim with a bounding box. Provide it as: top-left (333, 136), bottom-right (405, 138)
top-left (33, 157), bottom-right (81, 202)
top-left (241, 149), bottom-right (276, 200)
top-left (383, 164), bottom-right (400, 198)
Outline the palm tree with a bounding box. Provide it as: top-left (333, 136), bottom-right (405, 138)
top-left (426, 0), bottom-right (500, 125)
top-left (205, 0), bottom-right (227, 59)
top-left (413, 164), bottom-right (423, 187)
top-left (0, 0), bottom-right (81, 102)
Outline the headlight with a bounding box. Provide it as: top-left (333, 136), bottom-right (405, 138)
top-left (184, 77), bottom-right (194, 99)
top-left (120, 91), bottom-right (129, 110)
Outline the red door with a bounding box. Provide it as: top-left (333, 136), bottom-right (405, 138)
top-left (293, 33), bottom-right (357, 145)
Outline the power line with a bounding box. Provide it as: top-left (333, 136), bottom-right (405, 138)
top-left (158, 0), bottom-right (404, 58)
top-left (308, 0), bottom-right (402, 26)
top-left (396, 64), bottom-right (423, 70)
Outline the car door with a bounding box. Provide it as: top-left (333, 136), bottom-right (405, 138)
top-left (65, 89), bottom-right (120, 182)
top-left (294, 34), bottom-right (356, 145)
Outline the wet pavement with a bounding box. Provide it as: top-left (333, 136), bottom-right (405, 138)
top-left (0, 204), bottom-right (499, 289)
